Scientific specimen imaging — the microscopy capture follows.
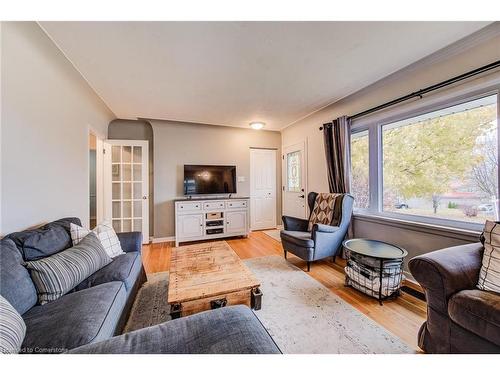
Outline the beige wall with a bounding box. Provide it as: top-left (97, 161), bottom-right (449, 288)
top-left (151, 120), bottom-right (281, 238)
top-left (1, 22), bottom-right (115, 234)
top-left (282, 24), bottom-right (500, 261)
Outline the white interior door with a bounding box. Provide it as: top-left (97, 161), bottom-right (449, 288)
top-left (104, 140), bottom-right (149, 244)
top-left (250, 148), bottom-right (277, 230)
top-left (282, 141), bottom-right (307, 219)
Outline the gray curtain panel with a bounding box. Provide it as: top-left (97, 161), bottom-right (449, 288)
top-left (323, 115), bottom-right (353, 257)
top-left (323, 115), bottom-right (351, 194)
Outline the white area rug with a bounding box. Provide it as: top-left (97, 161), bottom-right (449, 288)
top-left (244, 256), bottom-right (414, 354)
top-left (125, 251), bottom-right (413, 353)
top-left (263, 229), bottom-right (281, 242)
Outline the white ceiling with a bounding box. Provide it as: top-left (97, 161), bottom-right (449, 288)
top-left (40, 22), bottom-right (490, 131)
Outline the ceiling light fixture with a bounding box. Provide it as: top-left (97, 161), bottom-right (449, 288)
top-left (250, 122), bottom-right (265, 130)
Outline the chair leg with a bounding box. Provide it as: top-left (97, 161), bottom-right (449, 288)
top-left (332, 255), bottom-right (336, 264)
top-left (307, 261), bottom-right (311, 272)
top-left (284, 250), bottom-right (287, 259)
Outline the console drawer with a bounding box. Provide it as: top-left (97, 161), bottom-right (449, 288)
top-left (226, 200), bottom-right (247, 209)
top-left (177, 202), bottom-right (202, 211)
top-left (204, 201), bottom-right (225, 210)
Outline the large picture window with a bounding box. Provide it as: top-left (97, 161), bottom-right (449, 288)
top-left (382, 95), bottom-right (498, 224)
top-left (350, 91), bottom-right (499, 230)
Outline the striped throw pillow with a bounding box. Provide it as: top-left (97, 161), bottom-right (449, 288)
top-left (70, 221), bottom-right (124, 258)
top-left (477, 220), bottom-right (500, 292)
top-left (25, 233), bottom-right (112, 304)
top-left (0, 295), bottom-right (26, 354)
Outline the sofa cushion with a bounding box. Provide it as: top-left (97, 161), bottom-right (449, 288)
top-left (448, 289), bottom-right (500, 346)
top-left (0, 239), bottom-right (38, 315)
top-left (0, 295), bottom-right (26, 354)
top-left (6, 217), bottom-right (81, 261)
top-left (68, 305), bottom-right (281, 354)
top-left (25, 233), bottom-right (112, 305)
top-left (22, 282), bottom-right (126, 353)
top-left (280, 230), bottom-right (314, 248)
top-left (75, 251), bottom-right (142, 292)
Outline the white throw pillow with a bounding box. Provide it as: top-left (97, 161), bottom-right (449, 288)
top-left (477, 220), bottom-right (500, 293)
top-left (70, 221), bottom-right (125, 258)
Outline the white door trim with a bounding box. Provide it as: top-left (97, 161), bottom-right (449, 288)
top-left (88, 127), bottom-right (104, 228)
top-left (95, 137), bottom-right (104, 225)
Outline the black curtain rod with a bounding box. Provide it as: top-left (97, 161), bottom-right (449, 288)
top-left (319, 59), bottom-right (500, 130)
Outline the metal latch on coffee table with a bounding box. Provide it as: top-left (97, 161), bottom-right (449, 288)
top-left (170, 288), bottom-right (263, 319)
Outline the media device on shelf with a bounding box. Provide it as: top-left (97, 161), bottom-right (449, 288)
top-left (184, 165), bottom-right (237, 196)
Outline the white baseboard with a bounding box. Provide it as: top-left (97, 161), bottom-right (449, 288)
top-left (151, 236), bottom-right (175, 244)
top-left (276, 224), bottom-right (284, 230)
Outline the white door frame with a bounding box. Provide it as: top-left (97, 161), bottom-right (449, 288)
top-left (88, 128), bottom-right (105, 228)
top-left (103, 139), bottom-right (149, 244)
top-left (250, 148), bottom-right (277, 230)
top-left (282, 140), bottom-right (308, 219)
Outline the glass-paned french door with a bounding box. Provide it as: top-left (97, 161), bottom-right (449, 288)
top-left (104, 140), bottom-right (149, 244)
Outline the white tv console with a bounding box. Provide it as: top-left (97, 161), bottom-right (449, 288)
top-left (174, 197), bottom-right (250, 247)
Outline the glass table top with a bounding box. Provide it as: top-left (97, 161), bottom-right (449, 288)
top-left (343, 238), bottom-right (408, 259)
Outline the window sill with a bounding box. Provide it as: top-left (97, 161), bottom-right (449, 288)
top-left (353, 212), bottom-right (482, 243)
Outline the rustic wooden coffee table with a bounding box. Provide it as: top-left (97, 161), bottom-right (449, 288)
top-left (168, 241), bottom-right (262, 319)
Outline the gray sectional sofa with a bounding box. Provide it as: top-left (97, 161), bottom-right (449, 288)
top-left (0, 217), bottom-right (281, 354)
top-left (1, 217), bottom-right (146, 353)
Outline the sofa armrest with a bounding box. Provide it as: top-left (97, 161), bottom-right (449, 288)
top-left (117, 232), bottom-right (143, 253)
top-left (408, 242), bottom-right (483, 313)
top-left (282, 215), bottom-right (309, 232)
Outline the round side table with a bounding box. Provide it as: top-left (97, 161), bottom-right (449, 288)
top-left (342, 238), bottom-right (408, 305)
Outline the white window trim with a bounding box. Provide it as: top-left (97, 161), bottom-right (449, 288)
top-left (351, 71), bottom-right (500, 232)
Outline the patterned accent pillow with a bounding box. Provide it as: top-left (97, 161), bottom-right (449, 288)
top-left (70, 220), bottom-right (124, 258)
top-left (308, 193), bottom-right (343, 231)
top-left (0, 295), bottom-right (26, 354)
top-left (25, 233), bottom-right (112, 304)
top-left (477, 220), bottom-right (500, 292)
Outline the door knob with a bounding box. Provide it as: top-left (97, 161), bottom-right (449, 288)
top-left (143, 196), bottom-right (148, 200)
top-left (299, 195), bottom-right (305, 198)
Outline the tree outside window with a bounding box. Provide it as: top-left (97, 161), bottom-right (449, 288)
top-left (382, 95), bottom-right (498, 224)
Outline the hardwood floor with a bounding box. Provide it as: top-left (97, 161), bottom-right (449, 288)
top-left (142, 230), bottom-right (427, 350)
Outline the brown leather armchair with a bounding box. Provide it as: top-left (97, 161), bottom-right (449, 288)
top-left (409, 243), bottom-right (500, 353)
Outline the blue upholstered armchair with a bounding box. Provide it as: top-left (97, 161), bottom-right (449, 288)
top-left (280, 192), bottom-right (354, 271)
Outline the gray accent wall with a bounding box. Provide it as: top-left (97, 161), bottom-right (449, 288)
top-left (1, 22), bottom-right (115, 235)
top-left (151, 120), bottom-right (282, 238)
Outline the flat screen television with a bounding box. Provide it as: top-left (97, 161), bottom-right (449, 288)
top-left (183, 165), bottom-right (237, 195)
